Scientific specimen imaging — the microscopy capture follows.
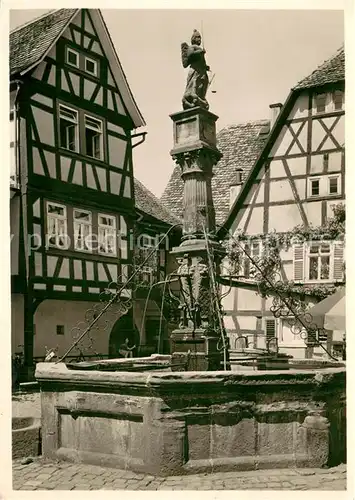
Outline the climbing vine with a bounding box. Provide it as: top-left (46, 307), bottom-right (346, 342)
top-left (226, 203), bottom-right (345, 302)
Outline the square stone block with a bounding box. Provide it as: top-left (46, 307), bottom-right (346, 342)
top-left (170, 108), bottom-right (219, 155)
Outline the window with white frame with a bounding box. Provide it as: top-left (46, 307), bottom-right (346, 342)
top-left (328, 176), bottom-right (340, 195)
top-left (137, 235), bottom-right (157, 284)
top-left (66, 47), bottom-right (79, 68)
top-left (333, 90), bottom-right (344, 111)
top-left (65, 45), bottom-right (99, 77)
top-left (59, 105), bottom-right (78, 152)
top-left (309, 178), bottom-right (320, 197)
top-left (315, 93), bottom-right (327, 113)
top-left (293, 241), bottom-right (344, 283)
top-left (98, 214), bottom-right (117, 256)
top-left (85, 57), bottom-right (98, 76)
top-left (47, 202), bottom-right (68, 248)
top-left (73, 209), bottom-right (92, 252)
top-left (308, 175), bottom-right (342, 198)
top-left (308, 242), bottom-right (331, 281)
top-left (85, 115), bottom-right (103, 160)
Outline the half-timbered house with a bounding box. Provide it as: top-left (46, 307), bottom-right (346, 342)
top-left (219, 47), bottom-right (345, 359)
top-left (10, 9), bottom-right (179, 373)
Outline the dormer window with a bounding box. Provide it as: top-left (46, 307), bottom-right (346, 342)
top-left (66, 47), bottom-right (79, 68)
top-left (333, 90), bottom-right (344, 111)
top-left (315, 93), bottom-right (326, 113)
top-left (85, 57), bottom-right (98, 77)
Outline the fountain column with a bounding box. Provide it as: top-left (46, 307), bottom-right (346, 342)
top-left (169, 107), bottom-right (227, 371)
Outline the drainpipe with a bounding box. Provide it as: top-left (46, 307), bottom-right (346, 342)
top-left (131, 131), bottom-right (147, 149)
top-left (11, 80), bottom-right (22, 187)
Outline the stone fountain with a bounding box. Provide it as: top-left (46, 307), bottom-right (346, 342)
top-left (35, 30), bottom-right (346, 476)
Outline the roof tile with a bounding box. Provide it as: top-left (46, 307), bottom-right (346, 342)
top-left (293, 46), bottom-right (344, 90)
top-left (10, 9), bottom-right (78, 76)
top-left (160, 120), bottom-right (269, 227)
top-left (134, 178), bottom-right (181, 226)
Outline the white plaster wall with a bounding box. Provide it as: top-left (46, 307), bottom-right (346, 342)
top-left (108, 135), bottom-right (127, 169)
top-left (294, 179), bottom-right (306, 200)
top-left (328, 151), bottom-right (343, 172)
top-left (270, 126), bottom-right (289, 157)
top-left (31, 106), bottom-right (54, 147)
top-left (236, 289), bottom-right (262, 311)
top-left (304, 201), bottom-right (322, 226)
top-left (288, 94), bottom-right (309, 119)
top-left (33, 300), bottom-right (116, 358)
top-left (287, 157), bottom-right (307, 176)
top-left (247, 206), bottom-right (263, 234)
top-left (268, 204), bottom-right (303, 232)
top-left (332, 115), bottom-right (344, 147)
top-left (269, 160), bottom-right (286, 179)
top-left (269, 179), bottom-right (294, 203)
top-left (11, 294), bottom-right (24, 354)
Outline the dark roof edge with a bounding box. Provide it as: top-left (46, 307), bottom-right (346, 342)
top-left (136, 208), bottom-right (182, 229)
top-left (96, 10), bottom-right (145, 128)
top-left (291, 46), bottom-right (344, 91)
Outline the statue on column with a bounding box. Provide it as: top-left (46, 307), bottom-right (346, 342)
top-left (181, 29), bottom-right (210, 110)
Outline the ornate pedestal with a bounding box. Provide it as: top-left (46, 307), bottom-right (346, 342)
top-left (169, 107), bottom-right (228, 371)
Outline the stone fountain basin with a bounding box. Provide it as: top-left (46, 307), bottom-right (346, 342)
top-left (12, 417), bottom-right (41, 459)
top-left (35, 362), bottom-right (346, 476)
top-left (65, 354), bottom-right (172, 372)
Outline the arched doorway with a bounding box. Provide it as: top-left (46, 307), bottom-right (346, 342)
top-left (108, 311), bottom-right (139, 358)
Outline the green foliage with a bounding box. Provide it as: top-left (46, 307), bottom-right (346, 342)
top-left (227, 203), bottom-right (345, 302)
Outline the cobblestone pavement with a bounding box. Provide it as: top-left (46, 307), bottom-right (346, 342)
top-left (12, 459), bottom-right (346, 490)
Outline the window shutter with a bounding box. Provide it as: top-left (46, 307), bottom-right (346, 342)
top-left (265, 319), bottom-right (276, 340)
top-left (293, 244), bottom-right (304, 281)
top-left (333, 242), bottom-right (344, 281)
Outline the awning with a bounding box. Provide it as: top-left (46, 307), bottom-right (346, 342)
top-left (301, 287), bottom-right (345, 332)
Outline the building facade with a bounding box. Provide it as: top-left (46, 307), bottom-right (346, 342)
top-left (162, 46), bottom-right (345, 360)
top-left (220, 47), bottom-right (345, 359)
top-left (10, 9), bottom-right (179, 369)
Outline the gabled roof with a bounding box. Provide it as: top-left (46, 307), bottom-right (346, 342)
top-left (10, 9), bottom-right (77, 76)
top-left (219, 46), bottom-right (345, 237)
top-left (134, 178), bottom-right (181, 227)
top-left (10, 9), bottom-right (145, 128)
top-left (161, 120), bottom-right (270, 226)
top-left (293, 46), bottom-right (344, 90)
